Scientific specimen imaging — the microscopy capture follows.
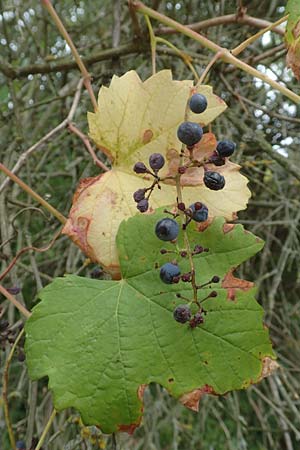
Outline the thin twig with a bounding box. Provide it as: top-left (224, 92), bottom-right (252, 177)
top-left (35, 409), bottom-right (57, 450)
top-left (41, 0), bottom-right (98, 111)
top-left (0, 284), bottom-right (31, 318)
top-left (0, 163), bottom-right (67, 224)
top-left (131, 1), bottom-right (300, 104)
top-left (156, 13), bottom-right (285, 36)
top-left (2, 328), bottom-right (25, 450)
top-left (0, 78), bottom-right (84, 194)
top-left (68, 123), bottom-right (110, 171)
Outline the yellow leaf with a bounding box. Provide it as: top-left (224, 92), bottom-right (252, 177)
top-left (87, 70), bottom-right (227, 174)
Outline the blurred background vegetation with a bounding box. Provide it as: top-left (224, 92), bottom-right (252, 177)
top-left (0, 0), bottom-right (300, 449)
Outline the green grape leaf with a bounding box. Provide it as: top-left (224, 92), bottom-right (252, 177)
top-left (285, 0), bottom-right (300, 79)
top-left (25, 212), bottom-right (276, 434)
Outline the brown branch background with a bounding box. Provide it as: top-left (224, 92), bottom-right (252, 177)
top-left (0, 0), bottom-right (300, 449)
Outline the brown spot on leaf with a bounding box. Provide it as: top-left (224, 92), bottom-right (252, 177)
top-left (118, 422), bottom-right (140, 435)
top-left (137, 384), bottom-right (147, 401)
top-left (197, 218), bottom-right (212, 232)
top-left (180, 385), bottom-right (216, 412)
top-left (258, 357), bottom-right (279, 381)
top-left (221, 270), bottom-right (253, 301)
top-left (223, 223), bottom-right (235, 234)
top-left (142, 129), bottom-right (153, 144)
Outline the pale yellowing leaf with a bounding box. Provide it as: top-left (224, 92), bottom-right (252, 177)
top-left (87, 70), bottom-right (227, 175)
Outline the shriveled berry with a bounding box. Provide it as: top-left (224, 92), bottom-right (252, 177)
top-left (149, 153), bottom-right (165, 171)
top-left (133, 188), bottom-right (146, 202)
top-left (204, 171), bottom-right (225, 190)
top-left (160, 262), bottom-right (181, 284)
top-left (177, 121), bottom-right (203, 146)
top-left (211, 275), bottom-right (220, 283)
top-left (173, 305), bottom-right (191, 323)
top-left (137, 199), bottom-right (149, 212)
top-left (181, 273), bottom-right (192, 282)
top-left (193, 245), bottom-right (204, 254)
top-left (189, 202), bottom-right (208, 222)
top-left (209, 152), bottom-right (225, 166)
top-left (178, 166), bottom-right (187, 174)
top-left (189, 93), bottom-right (208, 114)
top-left (190, 312), bottom-right (204, 328)
top-left (155, 218), bottom-right (179, 241)
top-left (180, 251), bottom-right (187, 258)
top-left (133, 162), bottom-right (147, 174)
top-left (91, 267), bottom-right (103, 279)
top-left (177, 202), bottom-right (186, 211)
top-left (160, 248), bottom-right (167, 254)
top-left (216, 140), bottom-right (236, 157)
top-left (210, 291), bottom-right (218, 297)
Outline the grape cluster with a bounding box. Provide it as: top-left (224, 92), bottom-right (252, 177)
top-left (133, 153), bottom-right (165, 213)
top-left (132, 92), bottom-right (238, 327)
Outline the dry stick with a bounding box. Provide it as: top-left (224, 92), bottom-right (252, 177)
top-left (34, 409), bottom-right (57, 450)
top-left (0, 78), bottom-right (84, 194)
top-left (0, 284), bottom-right (31, 318)
top-left (2, 328), bottom-right (25, 450)
top-left (0, 164), bottom-right (67, 224)
top-left (68, 123), bottom-right (110, 172)
top-left (41, 0), bottom-right (98, 111)
top-left (156, 13), bottom-right (285, 36)
top-left (0, 227), bottom-right (63, 282)
top-left (231, 14), bottom-right (288, 56)
top-left (131, 1), bottom-right (300, 104)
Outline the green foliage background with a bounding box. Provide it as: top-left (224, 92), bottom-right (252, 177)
top-left (0, 0), bottom-right (300, 449)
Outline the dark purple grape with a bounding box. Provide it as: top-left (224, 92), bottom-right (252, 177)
top-left (149, 153), bottom-right (165, 171)
top-left (160, 262), bottom-right (181, 284)
top-left (211, 275), bottom-right (220, 283)
top-left (216, 140), bottom-right (236, 157)
top-left (133, 162), bottom-right (147, 174)
top-left (155, 218), bottom-right (179, 241)
top-left (137, 199), bottom-right (149, 212)
top-left (173, 305), bottom-right (191, 323)
top-left (189, 93), bottom-right (208, 114)
top-left (177, 121), bottom-right (203, 146)
top-left (133, 188), bottom-right (146, 203)
top-left (209, 152), bottom-right (225, 166)
top-left (189, 202), bottom-right (208, 222)
top-left (203, 171), bottom-right (225, 190)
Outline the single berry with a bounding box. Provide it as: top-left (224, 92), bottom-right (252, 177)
top-left (189, 93), bottom-right (208, 114)
top-left (137, 199), bottom-right (149, 212)
top-left (133, 162), bottom-right (147, 174)
top-left (209, 152), bottom-right (225, 166)
top-left (211, 275), bottom-right (220, 283)
top-left (181, 273), bottom-right (192, 282)
top-left (203, 171), bottom-right (225, 190)
top-left (160, 262), bottom-right (181, 284)
top-left (193, 244), bottom-right (204, 254)
top-left (173, 304), bottom-right (191, 323)
top-left (216, 140), bottom-right (236, 157)
top-left (149, 153), bottom-right (165, 171)
top-left (16, 441), bottom-right (26, 450)
top-left (210, 291), bottom-right (218, 297)
top-left (133, 188), bottom-right (146, 202)
top-left (91, 267), bottom-right (103, 279)
top-left (177, 121), bottom-right (203, 146)
top-left (160, 248), bottom-right (167, 254)
top-left (177, 202), bottom-right (186, 211)
top-left (155, 218), bottom-right (179, 241)
top-left (180, 251), bottom-right (187, 258)
top-left (189, 202), bottom-right (208, 222)
top-left (190, 312), bottom-right (204, 328)
top-left (178, 166), bottom-right (187, 174)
